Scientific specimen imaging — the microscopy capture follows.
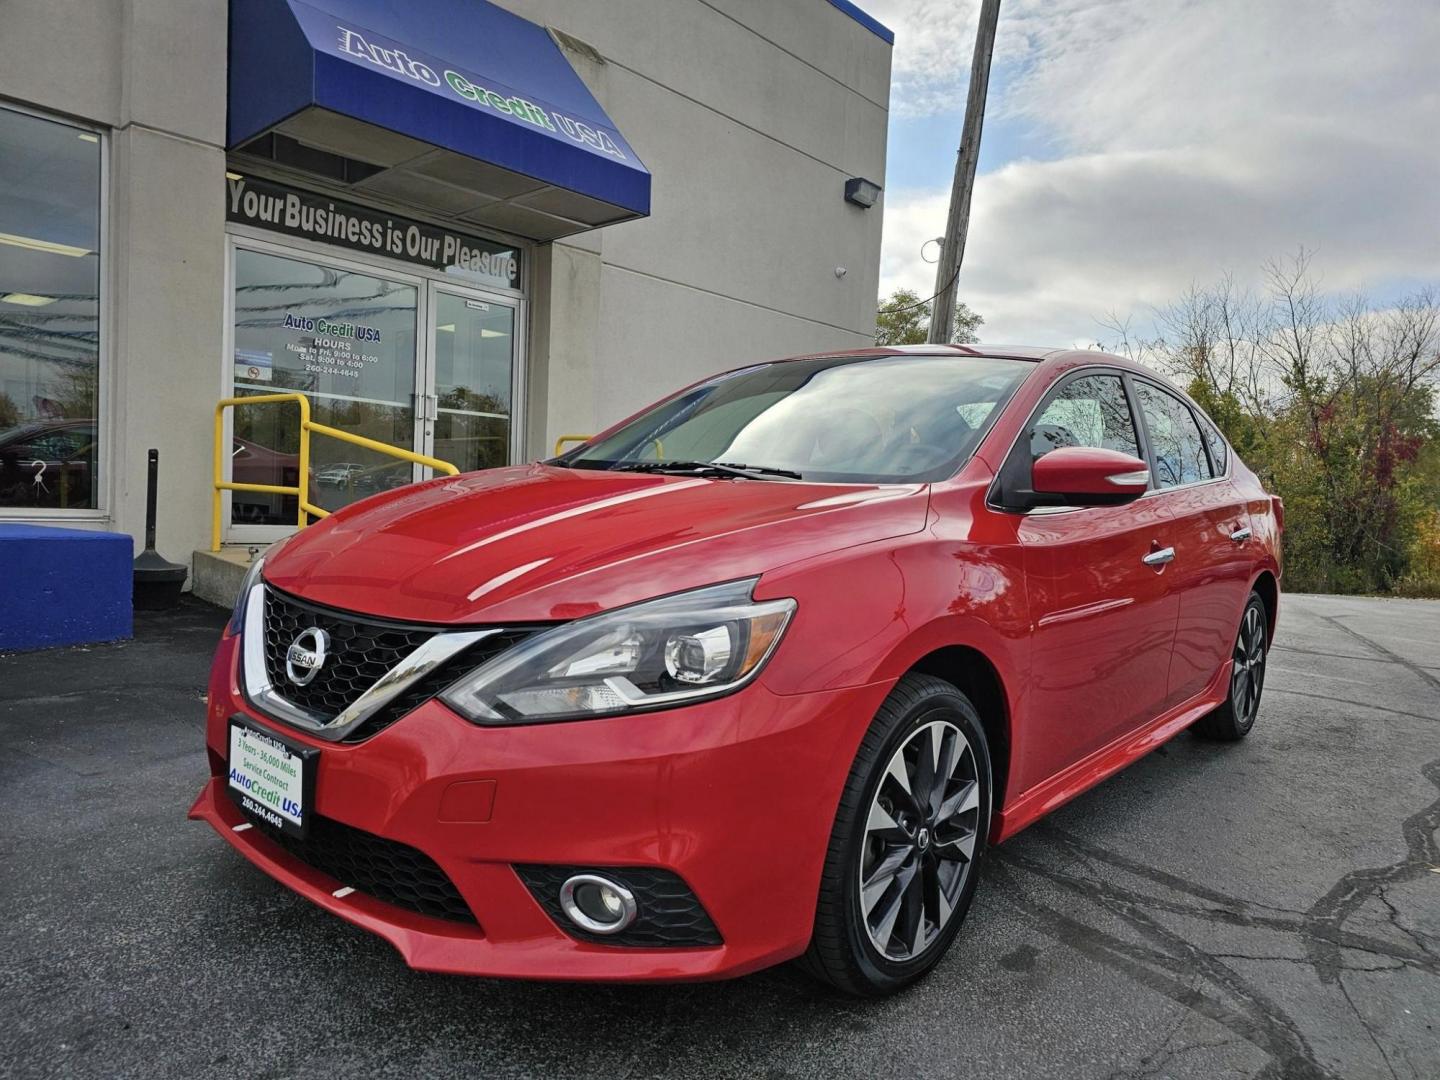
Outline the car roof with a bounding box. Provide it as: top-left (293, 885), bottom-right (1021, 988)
top-left (686, 344), bottom-right (1168, 402)
top-left (777, 343), bottom-right (1065, 363)
top-left (773, 343), bottom-right (1171, 373)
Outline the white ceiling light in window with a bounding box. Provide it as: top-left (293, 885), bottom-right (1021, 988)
top-left (0, 232), bottom-right (91, 258)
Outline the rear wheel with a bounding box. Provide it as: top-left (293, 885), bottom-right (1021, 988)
top-left (800, 673), bottom-right (991, 996)
top-left (1194, 591), bottom-right (1268, 741)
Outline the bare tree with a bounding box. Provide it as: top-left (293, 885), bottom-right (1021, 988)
top-left (1097, 253), bottom-right (1440, 594)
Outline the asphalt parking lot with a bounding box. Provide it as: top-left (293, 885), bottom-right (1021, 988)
top-left (2, 593), bottom-right (1437, 1079)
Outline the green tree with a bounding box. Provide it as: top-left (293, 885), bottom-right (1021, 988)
top-left (1102, 253), bottom-right (1440, 595)
top-left (876, 289), bottom-right (983, 345)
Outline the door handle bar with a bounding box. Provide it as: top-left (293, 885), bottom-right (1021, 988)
top-left (1142, 546), bottom-right (1176, 567)
top-left (1229, 527), bottom-right (1252, 543)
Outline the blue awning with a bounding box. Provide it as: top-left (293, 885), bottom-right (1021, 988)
top-left (228, 0), bottom-right (651, 240)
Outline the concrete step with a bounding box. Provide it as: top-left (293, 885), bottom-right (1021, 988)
top-left (191, 546), bottom-right (269, 608)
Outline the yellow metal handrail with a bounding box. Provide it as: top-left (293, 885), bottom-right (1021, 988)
top-left (213, 391), bottom-right (459, 551)
top-left (553, 434), bottom-right (665, 457)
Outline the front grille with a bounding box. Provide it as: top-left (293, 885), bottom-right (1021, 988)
top-left (515, 865), bottom-right (723, 947)
top-left (259, 811), bottom-right (477, 924)
top-left (257, 587), bottom-right (539, 741)
top-left (263, 589), bottom-right (435, 717)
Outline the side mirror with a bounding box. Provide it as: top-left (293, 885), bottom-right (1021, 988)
top-left (1031, 446), bottom-right (1150, 506)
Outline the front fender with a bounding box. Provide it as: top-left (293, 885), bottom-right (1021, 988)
top-left (755, 532), bottom-right (1030, 701)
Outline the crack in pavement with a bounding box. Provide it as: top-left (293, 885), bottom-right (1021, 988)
top-left (1271, 645), bottom-right (1400, 665)
top-left (1376, 883), bottom-right (1437, 961)
top-left (1318, 615), bottom-right (1440, 694)
top-left (1301, 758), bottom-right (1440, 985)
top-left (990, 857), bottom-right (1338, 1078)
top-left (1337, 974), bottom-right (1401, 1080)
top-left (1208, 953), bottom-right (1407, 974)
top-left (994, 789), bottom-right (1438, 1079)
top-left (1031, 826), bottom-right (1438, 971)
top-left (1104, 1013), bottom-right (1242, 1080)
top-left (1298, 616), bottom-right (1440, 993)
top-left (1266, 688), bottom-right (1439, 726)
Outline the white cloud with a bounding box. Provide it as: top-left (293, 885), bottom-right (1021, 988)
top-left (862, 0), bottom-right (984, 118)
top-left (875, 0), bottom-right (1440, 345)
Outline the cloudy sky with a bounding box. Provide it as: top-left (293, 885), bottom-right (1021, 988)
top-left (862, 0), bottom-right (1440, 345)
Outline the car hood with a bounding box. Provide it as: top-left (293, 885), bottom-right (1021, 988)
top-left (263, 464), bottom-right (930, 623)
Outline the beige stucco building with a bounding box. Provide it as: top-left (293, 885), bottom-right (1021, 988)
top-left (0, 0), bottom-right (891, 579)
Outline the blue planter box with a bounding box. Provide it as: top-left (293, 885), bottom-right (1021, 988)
top-left (0, 524), bottom-right (133, 652)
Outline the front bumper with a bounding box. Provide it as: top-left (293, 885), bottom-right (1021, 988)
top-left (191, 633), bottom-right (890, 981)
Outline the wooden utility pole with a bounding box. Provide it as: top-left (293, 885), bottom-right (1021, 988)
top-left (928, 0), bottom-right (1002, 344)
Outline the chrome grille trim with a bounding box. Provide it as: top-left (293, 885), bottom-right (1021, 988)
top-left (240, 585), bottom-right (497, 742)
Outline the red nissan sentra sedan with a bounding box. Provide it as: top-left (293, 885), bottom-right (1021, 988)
top-left (191, 345), bottom-right (1281, 995)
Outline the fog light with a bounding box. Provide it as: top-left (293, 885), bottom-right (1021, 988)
top-left (559, 873), bottom-right (638, 934)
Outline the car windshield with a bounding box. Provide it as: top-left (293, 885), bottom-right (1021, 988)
top-left (559, 354), bottom-right (1034, 483)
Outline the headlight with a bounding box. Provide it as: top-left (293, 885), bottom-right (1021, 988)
top-left (227, 556), bottom-right (267, 637)
top-left (440, 579), bottom-right (796, 724)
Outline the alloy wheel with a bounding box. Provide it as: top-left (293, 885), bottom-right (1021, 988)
top-left (859, 719), bottom-right (981, 961)
top-left (1231, 604), bottom-right (1266, 726)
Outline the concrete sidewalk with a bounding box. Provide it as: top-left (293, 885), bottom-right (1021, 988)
top-left (1, 594), bottom-right (1437, 1079)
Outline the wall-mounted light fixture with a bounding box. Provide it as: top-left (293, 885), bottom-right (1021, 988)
top-left (844, 177), bottom-right (882, 209)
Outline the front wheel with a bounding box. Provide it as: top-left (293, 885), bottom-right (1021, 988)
top-left (800, 673), bottom-right (992, 996)
top-left (1194, 591), bottom-right (1268, 740)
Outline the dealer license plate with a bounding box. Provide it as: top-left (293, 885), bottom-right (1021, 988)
top-left (227, 717), bottom-right (316, 838)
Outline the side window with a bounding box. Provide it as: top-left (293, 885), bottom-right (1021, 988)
top-left (1031, 374), bottom-right (1140, 460)
top-left (1135, 383), bottom-right (1210, 487)
top-left (1198, 414), bottom-right (1228, 475)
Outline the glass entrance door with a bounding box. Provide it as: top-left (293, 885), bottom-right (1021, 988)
top-left (229, 246), bottom-right (420, 532)
top-left (425, 283), bottom-right (518, 474)
top-left (224, 240), bottom-right (521, 544)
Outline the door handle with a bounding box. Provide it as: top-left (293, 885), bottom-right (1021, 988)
top-left (1229, 527), bottom-right (1252, 543)
top-left (1142, 546), bottom-right (1176, 567)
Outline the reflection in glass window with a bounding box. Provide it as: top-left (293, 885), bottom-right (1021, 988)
top-left (433, 292), bottom-right (513, 474)
top-left (0, 107), bottom-right (101, 510)
top-left (1199, 414), bottom-right (1228, 475)
top-left (1135, 382), bottom-right (1211, 487)
top-left (1031, 374), bottom-right (1139, 460)
top-left (232, 249), bottom-right (417, 524)
top-left (567, 355), bottom-right (1032, 483)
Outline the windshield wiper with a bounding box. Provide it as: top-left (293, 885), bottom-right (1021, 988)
top-left (612, 460), bottom-right (803, 481)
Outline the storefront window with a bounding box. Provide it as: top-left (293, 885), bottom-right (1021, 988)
top-left (0, 106), bottom-right (102, 511)
top-left (232, 248), bottom-right (417, 524)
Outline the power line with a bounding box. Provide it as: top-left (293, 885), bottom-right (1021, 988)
top-left (881, 262), bottom-right (963, 316)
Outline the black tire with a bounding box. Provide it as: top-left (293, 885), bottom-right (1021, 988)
top-left (1194, 591), bottom-right (1268, 741)
top-left (799, 673), bottom-right (992, 996)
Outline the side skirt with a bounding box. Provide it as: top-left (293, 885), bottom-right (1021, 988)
top-left (992, 659), bottom-right (1232, 843)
